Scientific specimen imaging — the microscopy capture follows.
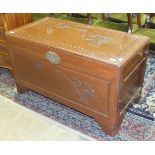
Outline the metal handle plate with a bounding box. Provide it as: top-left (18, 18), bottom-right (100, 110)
top-left (45, 51), bottom-right (61, 64)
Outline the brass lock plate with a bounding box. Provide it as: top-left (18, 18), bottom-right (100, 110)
top-left (45, 51), bottom-right (61, 64)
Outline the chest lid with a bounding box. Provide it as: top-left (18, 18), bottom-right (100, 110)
top-left (6, 17), bottom-right (149, 66)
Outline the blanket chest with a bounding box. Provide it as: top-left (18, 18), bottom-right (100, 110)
top-left (6, 17), bottom-right (149, 135)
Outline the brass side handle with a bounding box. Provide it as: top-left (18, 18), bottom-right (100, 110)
top-left (45, 51), bottom-right (61, 64)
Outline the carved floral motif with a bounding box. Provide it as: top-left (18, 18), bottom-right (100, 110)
top-left (69, 78), bottom-right (96, 105)
top-left (83, 34), bottom-right (112, 47)
top-left (54, 69), bottom-right (96, 105)
top-left (56, 23), bottom-right (71, 29)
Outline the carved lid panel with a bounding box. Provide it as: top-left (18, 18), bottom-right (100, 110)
top-left (6, 17), bottom-right (149, 66)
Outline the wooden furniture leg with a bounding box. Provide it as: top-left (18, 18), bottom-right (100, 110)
top-left (16, 82), bottom-right (28, 93)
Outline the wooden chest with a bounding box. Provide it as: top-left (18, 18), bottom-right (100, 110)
top-left (6, 17), bottom-right (149, 136)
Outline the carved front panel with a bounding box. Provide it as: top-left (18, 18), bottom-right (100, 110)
top-left (13, 52), bottom-right (111, 115)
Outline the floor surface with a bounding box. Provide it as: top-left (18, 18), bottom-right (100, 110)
top-left (0, 95), bottom-right (95, 141)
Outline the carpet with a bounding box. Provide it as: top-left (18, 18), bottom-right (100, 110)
top-left (0, 54), bottom-right (155, 140)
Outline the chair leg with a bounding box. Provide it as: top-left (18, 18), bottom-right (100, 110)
top-left (87, 13), bottom-right (93, 25)
top-left (49, 13), bottom-right (54, 17)
top-left (102, 13), bottom-right (107, 21)
top-left (127, 13), bottom-right (133, 33)
top-left (137, 13), bottom-right (142, 28)
top-left (145, 13), bottom-right (151, 28)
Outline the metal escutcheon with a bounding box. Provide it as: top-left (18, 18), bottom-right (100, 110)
top-left (45, 51), bottom-right (61, 64)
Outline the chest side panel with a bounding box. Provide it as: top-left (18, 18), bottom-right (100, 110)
top-left (119, 44), bottom-right (148, 114)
